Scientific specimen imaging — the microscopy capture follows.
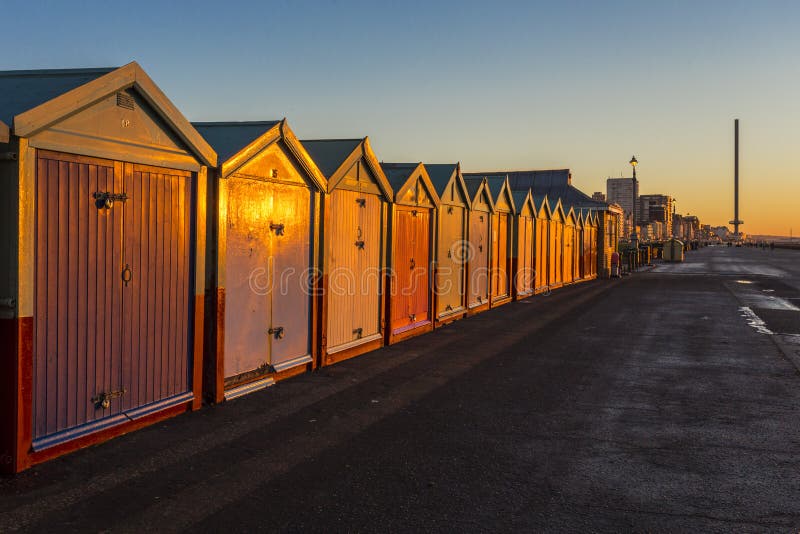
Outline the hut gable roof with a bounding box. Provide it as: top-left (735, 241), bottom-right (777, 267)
top-left (301, 137), bottom-right (392, 199)
top-left (193, 119), bottom-right (326, 190)
top-left (532, 194), bottom-right (550, 216)
top-left (478, 168), bottom-right (612, 213)
top-left (462, 175), bottom-right (496, 212)
top-left (380, 162), bottom-right (440, 207)
top-left (301, 138), bottom-right (362, 178)
top-left (511, 189), bottom-right (535, 216)
top-left (464, 172), bottom-right (516, 213)
top-left (0, 67), bottom-right (114, 130)
top-left (550, 198), bottom-right (567, 222)
top-left (193, 121), bottom-right (281, 163)
top-left (426, 162), bottom-right (470, 206)
top-left (565, 206), bottom-right (578, 226)
top-left (0, 62), bottom-right (216, 166)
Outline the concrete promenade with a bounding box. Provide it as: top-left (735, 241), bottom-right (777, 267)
top-left (1, 246), bottom-right (799, 532)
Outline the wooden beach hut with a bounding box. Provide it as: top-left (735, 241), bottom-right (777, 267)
top-left (548, 200), bottom-right (567, 289)
top-left (381, 163), bottom-right (439, 345)
top-left (480, 175), bottom-right (516, 308)
top-left (301, 138), bottom-right (392, 366)
top-left (462, 176), bottom-right (494, 315)
top-left (533, 195), bottom-right (552, 293)
top-left (563, 207), bottom-right (577, 285)
top-left (511, 189), bottom-right (536, 300)
top-left (194, 120), bottom-right (326, 402)
top-left (0, 63), bottom-right (216, 473)
top-left (426, 163), bottom-right (470, 327)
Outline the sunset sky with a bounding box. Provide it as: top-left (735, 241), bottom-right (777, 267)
top-left (3, 0), bottom-right (798, 235)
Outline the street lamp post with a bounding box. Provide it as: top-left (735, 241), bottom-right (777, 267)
top-left (629, 155), bottom-right (638, 270)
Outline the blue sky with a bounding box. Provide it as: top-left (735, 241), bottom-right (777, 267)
top-left (3, 0), bottom-right (799, 234)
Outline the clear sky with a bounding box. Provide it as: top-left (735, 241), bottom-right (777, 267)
top-left (2, 0), bottom-right (798, 235)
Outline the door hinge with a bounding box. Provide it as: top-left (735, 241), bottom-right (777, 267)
top-left (92, 388), bottom-right (126, 410)
top-left (268, 326), bottom-right (285, 339)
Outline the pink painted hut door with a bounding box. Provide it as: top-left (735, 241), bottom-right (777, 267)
top-left (33, 152), bottom-right (193, 450)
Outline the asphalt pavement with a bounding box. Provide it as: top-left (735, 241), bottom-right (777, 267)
top-left (2, 246), bottom-right (799, 532)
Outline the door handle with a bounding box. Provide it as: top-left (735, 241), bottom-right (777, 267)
top-left (93, 191), bottom-right (128, 209)
top-left (353, 327), bottom-right (363, 338)
top-left (410, 258), bottom-right (416, 269)
top-left (121, 264), bottom-right (132, 287)
top-left (355, 240), bottom-right (365, 249)
top-left (270, 222), bottom-right (285, 236)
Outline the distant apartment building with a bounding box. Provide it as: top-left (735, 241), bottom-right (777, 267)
top-left (592, 192), bottom-right (606, 202)
top-left (638, 194), bottom-right (674, 238)
top-left (672, 214), bottom-right (700, 241)
top-left (606, 177), bottom-right (638, 217)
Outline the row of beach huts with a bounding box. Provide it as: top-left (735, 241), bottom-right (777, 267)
top-left (0, 63), bottom-right (623, 473)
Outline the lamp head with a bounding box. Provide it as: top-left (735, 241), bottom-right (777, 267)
top-left (629, 155), bottom-right (638, 167)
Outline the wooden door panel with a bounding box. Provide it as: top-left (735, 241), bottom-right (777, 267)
top-left (270, 183), bottom-right (313, 366)
top-left (358, 194), bottom-right (382, 338)
top-left (436, 206), bottom-right (465, 315)
top-left (123, 166), bottom-right (192, 407)
top-left (468, 211), bottom-right (489, 306)
top-left (222, 178), bottom-right (272, 379)
top-left (412, 210), bottom-right (430, 321)
top-left (391, 209), bottom-right (413, 331)
top-left (492, 215), bottom-right (509, 299)
top-left (33, 153), bottom-right (122, 440)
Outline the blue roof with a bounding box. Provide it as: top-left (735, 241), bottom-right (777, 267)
top-left (425, 163), bottom-right (458, 196)
top-left (483, 175), bottom-right (508, 203)
top-left (0, 68), bottom-right (115, 127)
top-left (301, 139), bottom-right (363, 178)
top-left (380, 162), bottom-right (418, 193)
top-left (462, 175), bottom-right (484, 199)
top-left (511, 189), bottom-right (531, 209)
top-left (474, 169), bottom-right (610, 212)
top-left (192, 121), bottom-right (281, 163)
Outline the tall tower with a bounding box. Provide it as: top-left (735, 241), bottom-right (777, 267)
top-left (729, 119), bottom-right (744, 238)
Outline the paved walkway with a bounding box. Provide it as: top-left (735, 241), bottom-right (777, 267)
top-left (2, 247), bottom-right (799, 532)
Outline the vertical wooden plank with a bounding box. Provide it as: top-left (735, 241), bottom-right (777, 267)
top-left (103, 164), bottom-right (114, 415)
top-left (155, 172), bottom-right (166, 401)
top-left (76, 164), bottom-right (88, 425)
top-left (179, 172), bottom-right (190, 392)
top-left (146, 171), bottom-right (157, 403)
top-left (120, 162), bottom-right (135, 411)
top-left (66, 162), bottom-right (79, 428)
top-left (86, 164), bottom-right (99, 424)
top-left (168, 175), bottom-right (179, 395)
top-left (33, 157), bottom-right (49, 438)
top-left (53, 161), bottom-right (68, 432)
top-left (417, 210), bottom-right (430, 321)
top-left (138, 170), bottom-right (150, 405)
